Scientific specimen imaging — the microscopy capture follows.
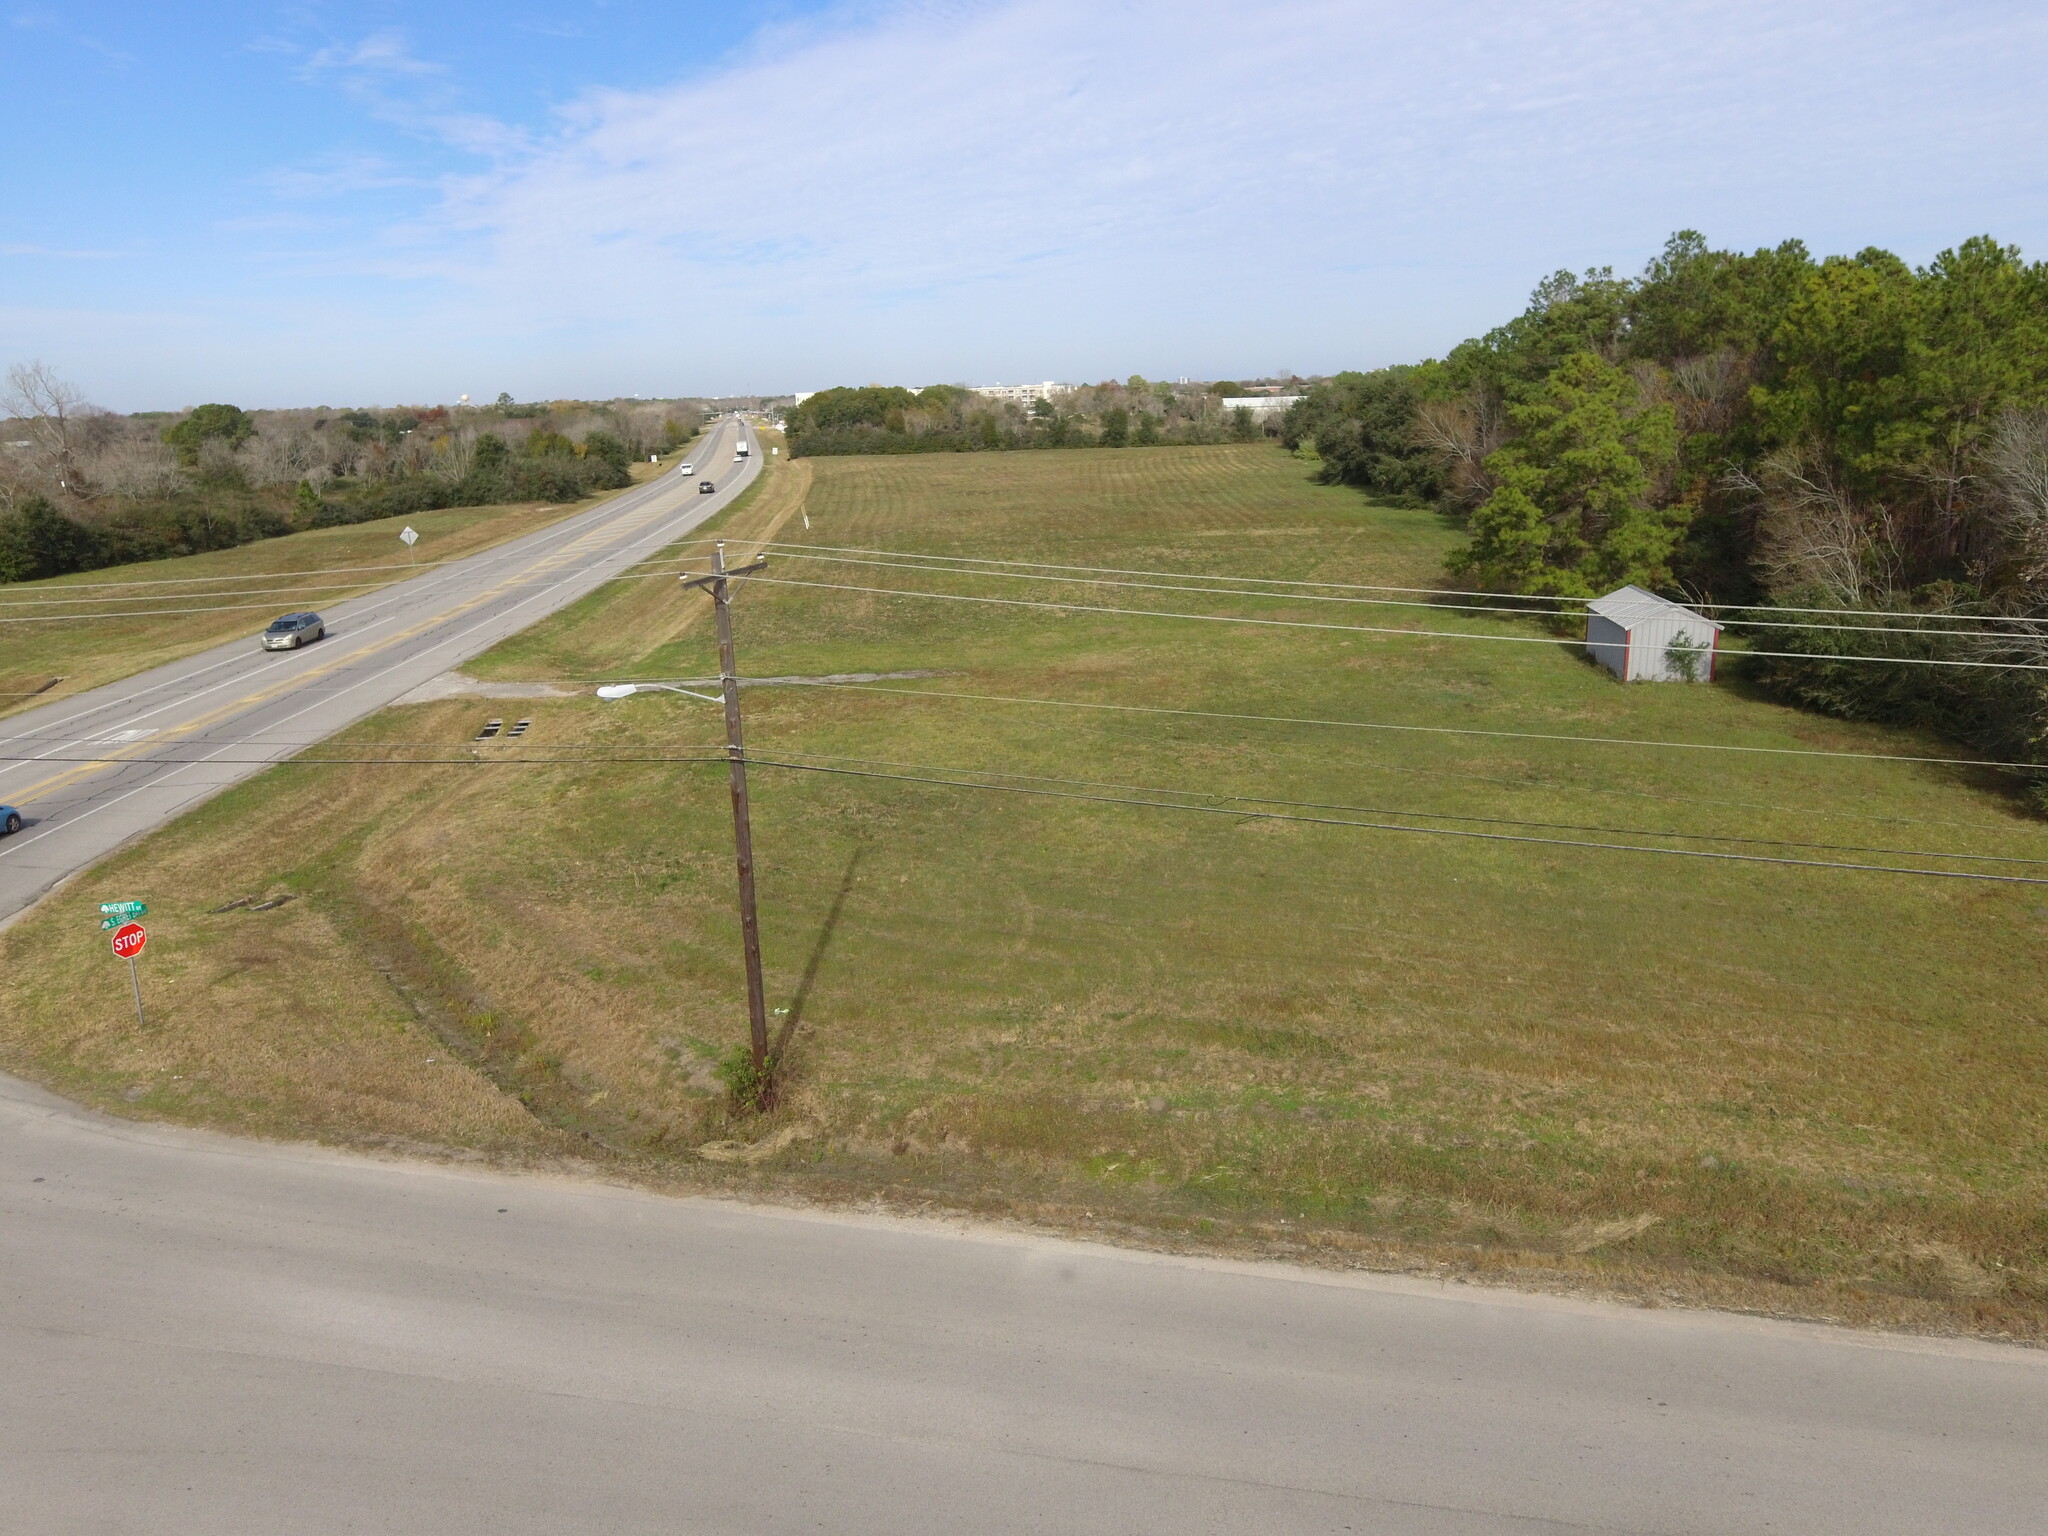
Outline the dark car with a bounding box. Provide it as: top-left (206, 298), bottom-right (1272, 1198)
top-left (698, 480), bottom-right (716, 494)
top-left (0, 804), bottom-right (20, 835)
top-left (261, 611), bottom-right (325, 650)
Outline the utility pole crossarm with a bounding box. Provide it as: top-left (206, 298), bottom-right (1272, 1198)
top-left (680, 554), bottom-right (766, 593)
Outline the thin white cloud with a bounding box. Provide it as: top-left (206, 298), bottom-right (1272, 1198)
top-left (258, 152), bottom-right (426, 200)
top-left (304, 30), bottom-right (445, 80)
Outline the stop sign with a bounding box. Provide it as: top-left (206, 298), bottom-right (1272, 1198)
top-left (110, 922), bottom-right (147, 960)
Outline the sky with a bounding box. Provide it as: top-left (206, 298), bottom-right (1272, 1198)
top-left (4, 0), bottom-right (2046, 411)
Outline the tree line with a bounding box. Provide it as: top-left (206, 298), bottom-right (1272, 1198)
top-left (785, 378), bottom-right (1280, 456)
top-left (0, 369), bottom-right (703, 583)
top-left (1281, 233), bottom-right (2048, 797)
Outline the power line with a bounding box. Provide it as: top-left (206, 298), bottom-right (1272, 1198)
top-left (0, 576), bottom-right (409, 610)
top-left (739, 573), bottom-right (2048, 673)
top-left (621, 549), bottom-right (2037, 641)
top-left (0, 555), bottom-right (467, 592)
top-left (648, 537), bottom-right (2048, 627)
top-left (758, 678), bottom-right (2048, 775)
top-left (0, 599), bottom-right (378, 624)
top-left (739, 756), bottom-right (2048, 887)
top-left (9, 745), bottom-right (2040, 881)
top-left (731, 747), bottom-right (2048, 867)
top-left (2, 708), bottom-right (2016, 835)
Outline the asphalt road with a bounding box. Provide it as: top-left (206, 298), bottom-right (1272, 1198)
top-left (2, 1072), bottom-right (2043, 1535)
top-left (0, 420), bottom-right (759, 926)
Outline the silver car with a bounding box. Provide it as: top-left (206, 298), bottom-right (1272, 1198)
top-left (261, 612), bottom-right (325, 650)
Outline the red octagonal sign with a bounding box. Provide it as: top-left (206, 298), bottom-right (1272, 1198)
top-left (110, 922), bottom-right (147, 960)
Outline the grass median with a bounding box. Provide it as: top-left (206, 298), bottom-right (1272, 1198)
top-left (4, 441), bottom-right (2046, 1338)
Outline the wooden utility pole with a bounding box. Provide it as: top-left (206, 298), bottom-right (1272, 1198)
top-left (688, 542), bottom-right (771, 1071)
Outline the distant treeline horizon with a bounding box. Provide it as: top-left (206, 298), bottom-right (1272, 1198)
top-left (0, 384), bottom-right (713, 583)
top-left (784, 379), bottom-right (1292, 456)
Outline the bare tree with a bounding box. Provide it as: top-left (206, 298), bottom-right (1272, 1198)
top-left (194, 435), bottom-right (243, 484)
top-left (1983, 407), bottom-right (2048, 598)
top-left (89, 433), bottom-right (188, 499)
top-left (1668, 349), bottom-right (1752, 437)
top-left (3, 360), bottom-right (100, 496)
top-left (247, 426), bottom-right (328, 488)
top-left (1731, 447), bottom-right (1900, 605)
top-left (1412, 392), bottom-right (1505, 513)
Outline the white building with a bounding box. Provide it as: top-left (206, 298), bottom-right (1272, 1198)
top-left (1585, 586), bottom-right (1722, 682)
top-left (970, 381), bottom-right (1073, 405)
top-left (1221, 395), bottom-right (1304, 416)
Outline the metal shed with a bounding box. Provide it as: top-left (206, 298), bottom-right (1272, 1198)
top-left (1584, 585), bottom-right (1722, 682)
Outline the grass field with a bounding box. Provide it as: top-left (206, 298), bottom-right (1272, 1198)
top-left (5, 441), bottom-right (2046, 1337)
top-left (0, 453), bottom-right (684, 719)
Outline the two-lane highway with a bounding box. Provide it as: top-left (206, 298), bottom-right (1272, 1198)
top-left (0, 419), bottom-right (759, 925)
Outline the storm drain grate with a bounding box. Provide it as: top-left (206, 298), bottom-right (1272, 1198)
top-left (506, 719), bottom-right (531, 738)
top-left (475, 718), bottom-right (502, 740)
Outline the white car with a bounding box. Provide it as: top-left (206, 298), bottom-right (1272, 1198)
top-left (676, 461), bottom-right (694, 473)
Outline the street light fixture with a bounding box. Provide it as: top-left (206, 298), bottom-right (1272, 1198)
top-left (595, 682), bottom-right (722, 702)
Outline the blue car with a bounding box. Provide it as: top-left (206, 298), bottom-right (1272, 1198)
top-left (1, 805), bottom-right (19, 835)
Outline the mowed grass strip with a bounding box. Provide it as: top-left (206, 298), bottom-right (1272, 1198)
top-left (4, 443), bottom-right (2046, 1336)
top-left (0, 452), bottom-right (687, 717)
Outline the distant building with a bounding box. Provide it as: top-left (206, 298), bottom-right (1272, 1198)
top-left (970, 381), bottom-right (1073, 405)
top-left (1584, 586), bottom-right (1722, 682)
top-left (1222, 395), bottom-right (1304, 416)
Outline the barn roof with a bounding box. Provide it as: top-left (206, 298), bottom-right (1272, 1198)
top-left (1586, 585), bottom-right (1723, 632)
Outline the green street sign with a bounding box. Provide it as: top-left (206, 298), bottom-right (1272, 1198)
top-left (101, 917), bottom-right (122, 930)
top-left (99, 900), bottom-right (146, 916)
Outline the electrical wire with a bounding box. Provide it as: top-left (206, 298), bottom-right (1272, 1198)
top-left (739, 573), bottom-right (2048, 672)
top-left (725, 746), bottom-right (2048, 867)
top-left (7, 744), bottom-right (2041, 881)
top-left (615, 549), bottom-right (2038, 641)
top-left (0, 556), bottom-right (467, 592)
top-left (1, 705), bottom-right (2024, 836)
top-left (0, 576), bottom-right (413, 609)
top-left (752, 724), bottom-right (2035, 838)
top-left (647, 537), bottom-right (2048, 626)
top-left (0, 599), bottom-right (380, 623)
top-left (741, 756), bottom-right (2048, 887)
top-left (757, 678), bottom-right (2048, 775)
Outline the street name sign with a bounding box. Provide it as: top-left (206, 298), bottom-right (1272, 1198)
top-left (100, 900), bottom-right (146, 916)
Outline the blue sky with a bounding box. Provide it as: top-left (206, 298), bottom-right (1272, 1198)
top-left (5, 1), bottom-right (2047, 410)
